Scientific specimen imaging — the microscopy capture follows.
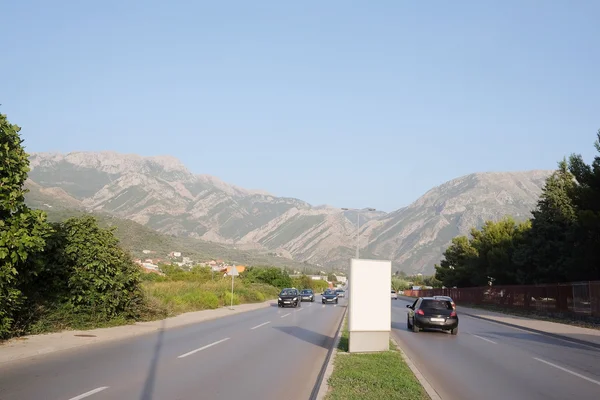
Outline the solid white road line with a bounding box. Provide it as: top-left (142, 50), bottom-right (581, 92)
top-left (250, 321), bottom-right (271, 330)
top-left (68, 387), bottom-right (109, 400)
top-left (473, 334), bottom-right (498, 344)
top-left (534, 357), bottom-right (600, 387)
top-left (281, 313), bottom-right (291, 318)
top-left (178, 338), bottom-right (230, 359)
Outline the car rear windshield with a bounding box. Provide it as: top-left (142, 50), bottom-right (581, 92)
top-left (280, 289), bottom-right (296, 296)
top-left (421, 300), bottom-right (453, 310)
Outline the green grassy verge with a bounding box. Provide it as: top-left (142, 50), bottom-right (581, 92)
top-left (143, 280), bottom-right (279, 315)
top-left (325, 320), bottom-right (429, 400)
top-left (20, 280), bottom-right (278, 337)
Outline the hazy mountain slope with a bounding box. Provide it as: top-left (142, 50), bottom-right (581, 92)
top-left (366, 171), bottom-right (551, 273)
top-left (26, 151), bottom-right (552, 273)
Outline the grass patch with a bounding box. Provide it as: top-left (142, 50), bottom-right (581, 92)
top-left (8, 280), bottom-right (278, 339)
top-left (325, 320), bottom-right (429, 400)
top-left (143, 280), bottom-right (279, 316)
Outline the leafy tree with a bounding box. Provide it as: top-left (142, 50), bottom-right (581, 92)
top-left (391, 278), bottom-right (410, 292)
top-left (241, 266), bottom-right (292, 289)
top-left (46, 216), bottom-right (144, 318)
top-left (470, 217), bottom-right (531, 286)
top-left (567, 130), bottom-right (600, 281)
top-left (0, 112), bottom-right (51, 338)
top-left (435, 236), bottom-right (479, 287)
top-left (514, 161), bottom-right (577, 283)
top-left (327, 273), bottom-right (337, 282)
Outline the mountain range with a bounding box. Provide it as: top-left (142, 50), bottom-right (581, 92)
top-left (24, 151), bottom-right (552, 274)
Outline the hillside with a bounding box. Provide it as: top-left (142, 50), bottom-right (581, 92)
top-left (26, 151), bottom-right (552, 273)
top-left (42, 209), bottom-right (325, 273)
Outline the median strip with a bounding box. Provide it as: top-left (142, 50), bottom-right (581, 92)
top-left (324, 321), bottom-right (429, 400)
top-left (177, 338), bottom-right (230, 359)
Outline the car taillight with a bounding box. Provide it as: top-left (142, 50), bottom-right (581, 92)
top-left (416, 309), bottom-right (425, 315)
top-left (450, 311), bottom-right (457, 317)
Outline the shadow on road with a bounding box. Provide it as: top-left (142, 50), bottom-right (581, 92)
top-left (273, 326), bottom-right (333, 349)
top-left (140, 320), bottom-right (166, 400)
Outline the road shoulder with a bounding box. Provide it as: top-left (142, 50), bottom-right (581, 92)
top-left (315, 311), bottom-right (347, 400)
top-left (458, 305), bottom-right (600, 349)
top-left (0, 300), bottom-right (273, 365)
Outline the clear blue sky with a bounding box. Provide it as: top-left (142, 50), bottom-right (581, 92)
top-left (2, 0), bottom-right (599, 212)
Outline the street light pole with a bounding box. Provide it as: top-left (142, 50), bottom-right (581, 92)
top-left (342, 207), bottom-right (376, 260)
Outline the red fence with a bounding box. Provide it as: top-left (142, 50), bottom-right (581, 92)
top-left (403, 281), bottom-right (600, 318)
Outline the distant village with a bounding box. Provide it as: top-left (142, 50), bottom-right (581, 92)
top-left (133, 250), bottom-right (347, 283)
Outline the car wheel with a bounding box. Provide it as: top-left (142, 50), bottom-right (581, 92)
top-left (406, 316), bottom-right (412, 330)
top-left (450, 327), bottom-right (458, 335)
top-left (412, 322), bottom-right (420, 333)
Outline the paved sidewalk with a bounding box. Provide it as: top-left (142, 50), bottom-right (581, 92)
top-left (458, 304), bottom-right (600, 348)
top-left (0, 300), bottom-right (274, 365)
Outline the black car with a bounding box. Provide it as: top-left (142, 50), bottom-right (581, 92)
top-left (322, 289), bottom-right (338, 304)
top-left (406, 297), bottom-right (458, 335)
top-left (278, 288), bottom-right (301, 308)
top-left (300, 289), bottom-right (315, 302)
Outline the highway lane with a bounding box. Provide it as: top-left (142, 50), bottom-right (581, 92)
top-left (0, 298), bottom-right (346, 400)
top-left (392, 297), bottom-right (600, 400)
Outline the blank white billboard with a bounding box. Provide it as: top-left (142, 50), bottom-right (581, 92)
top-left (349, 259), bottom-right (391, 332)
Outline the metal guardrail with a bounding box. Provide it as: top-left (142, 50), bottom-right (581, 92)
top-left (403, 281), bottom-right (600, 318)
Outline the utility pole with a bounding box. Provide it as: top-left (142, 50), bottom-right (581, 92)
top-left (342, 207), bottom-right (376, 259)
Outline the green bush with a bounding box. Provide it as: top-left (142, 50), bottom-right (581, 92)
top-left (241, 266), bottom-right (292, 288)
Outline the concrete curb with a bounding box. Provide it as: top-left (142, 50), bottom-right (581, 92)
top-left (313, 308), bottom-right (348, 400)
top-left (0, 300), bottom-right (274, 365)
top-left (390, 332), bottom-right (442, 400)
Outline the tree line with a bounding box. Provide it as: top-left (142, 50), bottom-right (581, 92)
top-left (435, 130), bottom-right (600, 288)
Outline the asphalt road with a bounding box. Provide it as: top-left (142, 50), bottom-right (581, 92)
top-left (392, 297), bottom-right (600, 400)
top-left (0, 297), bottom-right (346, 400)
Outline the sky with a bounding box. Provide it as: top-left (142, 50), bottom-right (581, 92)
top-left (2, 0), bottom-right (599, 212)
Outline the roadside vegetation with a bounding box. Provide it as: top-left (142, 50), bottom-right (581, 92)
top-left (325, 320), bottom-right (429, 400)
top-left (435, 129), bottom-right (600, 287)
top-left (0, 112), bottom-right (329, 340)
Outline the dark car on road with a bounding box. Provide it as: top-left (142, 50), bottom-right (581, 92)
top-left (300, 289), bottom-right (315, 302)
top-left (278, 288), bottom-right (301, 308)
top-left (406, 297), bottom-right (458, 335)
top-left (322, 289), bottom-right (338, 304)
